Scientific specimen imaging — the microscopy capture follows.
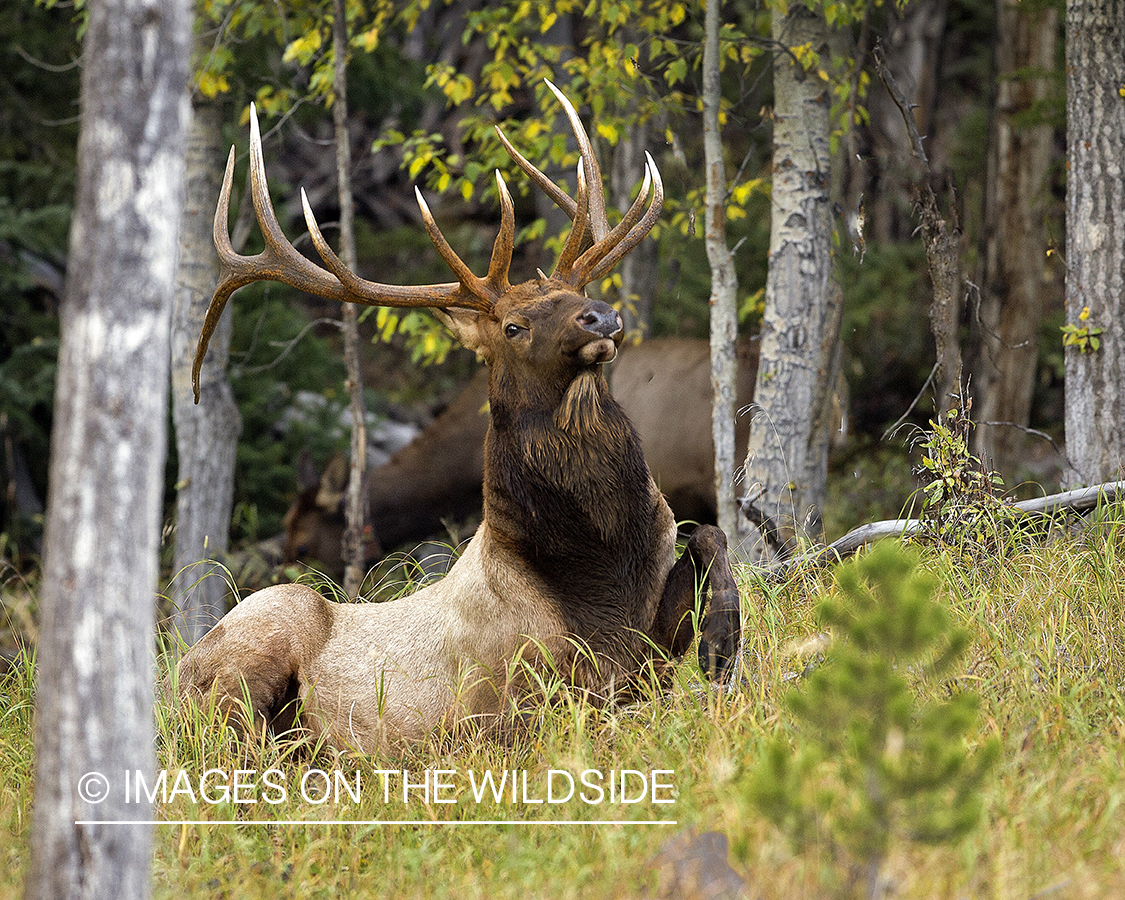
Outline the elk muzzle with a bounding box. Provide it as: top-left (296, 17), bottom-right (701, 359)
top-left (575, 300), bottom-right (623, 365)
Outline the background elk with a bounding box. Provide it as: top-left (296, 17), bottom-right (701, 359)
top-left (285, 338), bottom-right (759, 576)
top-left (175, 82), bottom-right (741, 750)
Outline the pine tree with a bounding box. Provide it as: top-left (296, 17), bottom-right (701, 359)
top-left (749, 542), bottom-right (998, 898)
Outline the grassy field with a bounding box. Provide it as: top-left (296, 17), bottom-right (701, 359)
top-left (3, 512), bottom-right (1125, 899)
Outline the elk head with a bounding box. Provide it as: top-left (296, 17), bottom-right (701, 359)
top-left (192, 81), bottom-right (663, 408)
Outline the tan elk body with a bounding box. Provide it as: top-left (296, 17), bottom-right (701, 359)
top-left (175, 82), bottom-right (741, 751)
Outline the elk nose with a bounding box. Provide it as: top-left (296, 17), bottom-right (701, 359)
top-left (577, 302), bottom-right (623, 338)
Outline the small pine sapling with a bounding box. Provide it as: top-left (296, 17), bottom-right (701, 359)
top-left (749, 542), bottom-right (998, 898)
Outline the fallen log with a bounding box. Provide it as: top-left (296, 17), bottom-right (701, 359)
top-left (743, 479), bottom-right (1125, 577)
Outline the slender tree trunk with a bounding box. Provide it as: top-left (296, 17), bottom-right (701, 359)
top-left (864, 0), bottom-right (950, 243)
top-left (744, 0), bottom-right (843, 554)
top-left (972, 0), bottom-right (1059, 477)
top-left (1063, 0), bottom-right (1125, 486)
top-left (925, 191), bottom-right (965, 414)
top-left (170, 93), bottom-right (242, 645)
top-left (702, 0), bottom-right (740, 543)
top-left (873, 44), bottom-right (965, 417)
top-left (333, 0), bottom-right (368, 598)
top-left (27, 0), bottom-right (190, 896)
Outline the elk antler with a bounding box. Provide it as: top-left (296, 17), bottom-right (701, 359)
top-left (494, 79), bottom-right (664, 288)
top-left (194, 84), bottom-right (663, 402)
top-left (192, 105), bottom-right (512, 402)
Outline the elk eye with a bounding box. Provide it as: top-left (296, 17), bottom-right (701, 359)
top-left (504, 323), bottom-right (524, 338)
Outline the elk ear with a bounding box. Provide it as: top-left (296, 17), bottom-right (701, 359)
top-left (433, 308), bottom-right (493, 362)
top-left (315, 453), bottom-right (348, 510)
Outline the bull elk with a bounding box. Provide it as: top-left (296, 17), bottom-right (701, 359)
top-left (175, 81), bottom-right (742, 750)
top-left (284, 338), bottom-right (760, 576)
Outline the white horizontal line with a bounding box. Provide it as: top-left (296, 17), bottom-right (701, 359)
top-left (75, 819), bottom-right (678, 827)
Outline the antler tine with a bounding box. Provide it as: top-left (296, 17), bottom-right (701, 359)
top-left (553, 161), bottom-right (590, 280)
top-left (569, 163), bottom-right (651, 286)
top-left (193, 117), bottom-right (357, 402)
top-left (492, 80), bottom-right (612, 242)
top-left (301, 191), bottom-right (478, 310)
top-left (485, 170), bottom-right (516, 294)
top-left (574, 152), bottom-right (664, 287)
top-left (414, 187), bottom-right (504, 309)
top-left (192, 146), bottom-right (247, 402)
top-left (494, 124), bottom-right (577, 222)
top-left (543, 79), bottom-right (609, 243)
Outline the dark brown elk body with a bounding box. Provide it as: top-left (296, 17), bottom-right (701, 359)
top-left (175, 82), bottom-right (741, 750)
top-left (285, 337), bottom-right (758, 573)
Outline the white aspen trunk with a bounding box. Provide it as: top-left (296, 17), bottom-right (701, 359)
top-left (27, 0), bottom-right (190, 896)
top-left (333, 0), bottom-right (368, 598)
top-left (702, 0), bottom-right (741, 543)
top-left (744, 0), bottom-right (843, 554)
top-left (170, 94), bottom-right (242, 644)
top-left (1063, 0), bottom-right (1125, 486)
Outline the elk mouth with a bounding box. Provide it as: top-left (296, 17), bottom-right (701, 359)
top-left (576, 336), bottom-right (619, 366)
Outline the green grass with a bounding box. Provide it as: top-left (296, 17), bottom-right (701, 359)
top-left (4, 513), bottom-right (1125, 898)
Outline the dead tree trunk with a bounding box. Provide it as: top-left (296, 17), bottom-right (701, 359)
top-left (170, 92), bottom-right (242, 644)
top-left (863, 0), bottom-right (950, 243)
top-left (924, 185), bottom-right (964, 413)
top-left (27, 0), bottom-right (190, 896)
top-left (874, 45), bottom-right (965, 415)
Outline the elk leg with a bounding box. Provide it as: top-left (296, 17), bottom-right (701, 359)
top-left (653, 524), bottom-right (741, 682)
top-left (173, 584), bottom-right (332, 734)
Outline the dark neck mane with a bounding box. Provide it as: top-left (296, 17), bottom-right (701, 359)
top-left (483, 369), bottom-right (663, 603)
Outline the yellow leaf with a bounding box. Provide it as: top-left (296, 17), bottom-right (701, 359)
top-left (283, 30), bottom-right (322, 65)
top-left (197, 71), bottom-right (229, 99)
top-left (541, 11), bottom-right (557, 32)
top-left (596, 121), bottom-right (619, 144)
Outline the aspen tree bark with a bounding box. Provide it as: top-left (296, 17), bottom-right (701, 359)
top-left (27, 0), bottom-right (190, 896)
top-left (973, 0), bottom-right (1059, 476)
top-left (333, 0), bottom-right (369, 598)
top-left (702, 0), bottom-right (740, 543)
top-left (170, 92), bottom-right (242, 645)
top-left (744, 0), bottom-right (843, 554)
top-left (1063, 0), bottom-right (1125, 486)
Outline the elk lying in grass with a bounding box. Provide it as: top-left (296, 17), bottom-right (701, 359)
top-left (284, 338), bottom-right (759, 576)
top-left (175, 82), bottom-right (742, 750)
